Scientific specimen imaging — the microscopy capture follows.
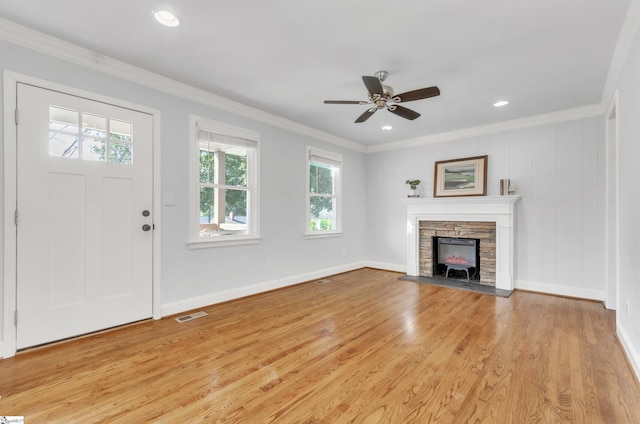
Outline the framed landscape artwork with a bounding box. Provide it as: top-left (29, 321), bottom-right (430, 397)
top-left (434, 155), bottom-right (488, 197)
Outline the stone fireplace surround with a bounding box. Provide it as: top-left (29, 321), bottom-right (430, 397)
top-left (422, 221), bottom-right (496, 285)
top-left (403, 196), bottom-right (520, 291)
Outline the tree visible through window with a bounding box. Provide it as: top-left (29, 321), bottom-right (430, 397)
top-left (199, 147), bottom-right (248, 231)
top-left (307, 148), bottom-right (342, 234)
top-left (191, 117), bottom-right (259, 245)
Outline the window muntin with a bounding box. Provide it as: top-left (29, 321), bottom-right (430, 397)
top-left (48, 106), bottom-right (133, 164)
top-left (307, 148), bottom-right (342, 235)
top-left (190, 116), bottom-right (260, 247)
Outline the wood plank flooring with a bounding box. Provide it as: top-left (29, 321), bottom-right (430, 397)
top-left (1, 268), bottom-right (639, 423)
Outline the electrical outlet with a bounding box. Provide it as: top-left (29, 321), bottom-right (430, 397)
top-left (627, 301), bottom-right (631, 314)
top-left (266, 258), bottom-right (272, 268)
top-left (341, 247), bottom-right (347, 257)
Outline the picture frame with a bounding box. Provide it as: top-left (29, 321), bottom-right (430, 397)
top-left (434, 155), bottom-right (488, 197)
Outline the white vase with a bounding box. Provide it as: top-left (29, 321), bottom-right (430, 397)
top-left (409, 188), bottom-right (417, 197)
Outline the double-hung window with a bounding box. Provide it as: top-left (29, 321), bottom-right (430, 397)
top-left (306, 147), bottom-right (342, 236)
top-left (189, 115), bottom-right (260, 248)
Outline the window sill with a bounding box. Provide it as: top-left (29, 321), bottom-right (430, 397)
top-left (304, 231), bottom-right (343, 239)
top-left (188, 236), bottom-right (262, 249)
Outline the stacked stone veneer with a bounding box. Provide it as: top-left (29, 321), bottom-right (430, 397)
top-left (419, 220), bottom-right (497, 286)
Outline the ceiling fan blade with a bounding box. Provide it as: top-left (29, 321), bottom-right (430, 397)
top-left (389, 105), bottom-right (421, 120)
top-left (324, 100), bottom-right (368, 105)
top-left (355, 108), bottom-right (377, 123)
top-left (362, 76), bottom-right (383, 96)
top-left (394, 86), bottom-right (440, 103)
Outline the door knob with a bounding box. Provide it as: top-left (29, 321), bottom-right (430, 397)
top-left (142, 224), bottom-right (151, 231)
top-left (142, 210), bottom-right (150, 217)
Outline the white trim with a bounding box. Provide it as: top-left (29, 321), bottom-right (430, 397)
top-left (514, 280), bottom-right (605, 301)
top-left (365, 261), bottom-right (407, 273)
top-left (605, 91), bottom-right (620, 311)
top-left (617, 321), bottom-right (640, 383)
top-left (367, 104), bottom-right (605, 153)
top-left (0, 17), bottom-right (364, 153)
top-left (2, 71), bottom-right (18, 359)
top-left (304, 232), bottom-right (344, 239)
top-left (602, 0), bottom-right (640, 104)
top-left (2, 71), bottom-right (162, 358)
top-left (188, 237), bottom-right (262, 249)
top-left (161, 261), bottom-right (368, 317)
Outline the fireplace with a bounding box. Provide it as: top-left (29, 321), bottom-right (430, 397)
top-left (403, 196), bottom-right (520, 291)
top-left (434, 237), bottom-right (480, 281)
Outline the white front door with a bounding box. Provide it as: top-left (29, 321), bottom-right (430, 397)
top-left (16, 83), bottom-right (154, 349)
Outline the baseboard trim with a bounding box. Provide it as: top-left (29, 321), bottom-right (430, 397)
top-left (617, 321), bottom-right (640, 383)
top-left (515, 280), bottom-right (605, 301)
top-left (364, 261), bottom-right (406, 273)
top-left (161, 261), bottom-right (368, 317)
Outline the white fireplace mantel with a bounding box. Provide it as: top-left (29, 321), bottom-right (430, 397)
top-left (403, 195), bottom-right (521, 290)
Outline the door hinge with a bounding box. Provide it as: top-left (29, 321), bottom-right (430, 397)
top-left (14, 310), bottom-right (18, 326)
top-left (14, 108), bottom-right (18, 125)
top-left (14, 210), bottom-right (18, 226)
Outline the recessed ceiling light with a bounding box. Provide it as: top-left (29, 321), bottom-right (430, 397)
top-left (153, 10), bottom-right (180, 27)
top-left (382, 125), bottom-right (393, 131)
top-left (493, 100), bottom-right (509, 107)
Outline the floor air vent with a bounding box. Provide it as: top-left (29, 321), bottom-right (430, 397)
top-left (175, 311), bottom-right (208, 323)
top-left (315, 279), bottom-right (331, 285)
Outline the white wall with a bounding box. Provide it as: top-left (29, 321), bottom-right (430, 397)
top-left (366, 116), bottom-right (607, 300)
top-left (0, 39), bottom-right (369, 347)
top-left (612, 13), bottom-right (640, 379)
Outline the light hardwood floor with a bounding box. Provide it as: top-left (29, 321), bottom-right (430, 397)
top-left (1, 268), bottom-right (639, 423)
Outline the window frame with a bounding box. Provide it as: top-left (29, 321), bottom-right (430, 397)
top-left (188, 115), bottom-right (261, 248)
top-left (305, 146), bottom-right (343, 238)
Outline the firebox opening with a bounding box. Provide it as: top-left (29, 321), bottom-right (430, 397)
top-left (432, 237), bottom-right (481, 282)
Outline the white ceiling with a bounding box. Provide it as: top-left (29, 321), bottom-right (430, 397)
top-left (0, 0), bottom-right (631, 146)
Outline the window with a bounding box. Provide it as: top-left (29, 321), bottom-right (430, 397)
top-left (306, 147), bottom-right (342, 236)
top-left (189, 116), bottom-right (260, 248)
top-left (49, 106), bottom-right (133, 164)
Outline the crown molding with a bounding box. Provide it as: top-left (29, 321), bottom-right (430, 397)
top-left (602, 0), bottom-right (640, 105)
top-left (0, 17), bottom-right (366, 153)
top-left (366, 103), bottom-right (605, 153)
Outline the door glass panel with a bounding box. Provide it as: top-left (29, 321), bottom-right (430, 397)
top-left (109, 142), bottom-right (132, 164)
top-left (49, 106), bottom-right (79, 158)
top-left (82, 138), bottom-right (106, 161)
top-left (110, 119), bottom-right (132, 142)
top-left (82, 113), bottom-right (107, 138)
top-left (49, 131), bottom-right (79, 158)
top-left (50, 106), bottom-right (78, 127)
top-left (48, 107), bottom-right (134, 165)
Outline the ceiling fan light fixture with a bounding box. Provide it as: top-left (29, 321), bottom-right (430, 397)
top-left (493, 100), bottom-right (509, 107)
top-left (153, 10), bottom-right (180, 27)
top-left (381, 124), bottom-right (393, 131)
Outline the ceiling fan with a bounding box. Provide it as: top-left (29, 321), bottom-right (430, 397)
top-left (324, 71), bottom-right (440, 123)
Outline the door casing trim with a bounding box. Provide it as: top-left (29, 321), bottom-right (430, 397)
top-left (2, 70), bottom-right (162, 358)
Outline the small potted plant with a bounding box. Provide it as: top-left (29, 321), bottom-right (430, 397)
top-left (406, 179), bottom-right (421, 197)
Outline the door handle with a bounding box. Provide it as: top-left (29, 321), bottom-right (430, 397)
top-left (142, 210), bottom-right (150, 217)
top-left (142, 224), bottom-right (151, 231)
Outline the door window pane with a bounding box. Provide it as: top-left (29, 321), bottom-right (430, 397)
top-left (49, 131), bottom-right (79, 158)
top-left (110, 119), bottom-right (132, 142)
top-left (82, 113), bottom-right (107, 138)
top-left (109, 142), bottom-right (133, 164)
top-left (82, 138), bottom-right (106, 161)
